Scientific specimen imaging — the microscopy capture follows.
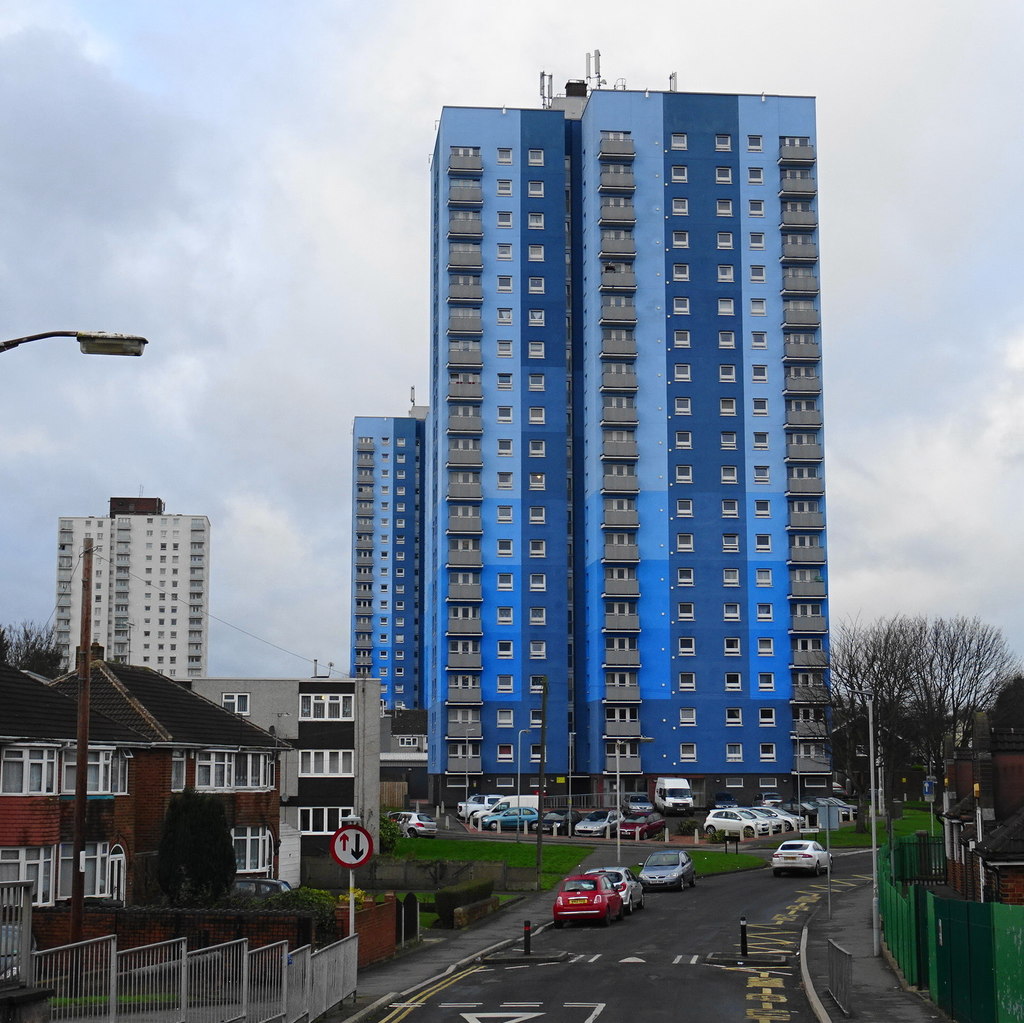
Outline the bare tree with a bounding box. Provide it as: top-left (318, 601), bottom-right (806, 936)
top-left (0, 620), bottom-right (65, 678)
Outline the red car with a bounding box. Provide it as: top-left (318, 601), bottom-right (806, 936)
top-left (617, 812), bottom-right (667, 840)
top-left (552, 873), bottom-right (624, 927)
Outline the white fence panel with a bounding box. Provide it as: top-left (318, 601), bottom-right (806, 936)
top-left (284, 946), bottom-right (310, 1023)
top-left (116, 937), bottom-right (187, 1023)
top-left (34, 935), bottom-right (117, 1023)
top-left (0, 880), bottom-right (34, 990)
top-left (307, 936), bottom-right (357, 1022)
top-left (185, 939), bottom-right (248, 1023)
top-left (246, 942), bottom-right (287, 1023)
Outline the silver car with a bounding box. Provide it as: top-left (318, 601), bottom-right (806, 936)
top-left (703, 808), bottom-right (772, 838)
top-left (584, 867), bottom-right (645, 914)
top-left (574, 809), bottom-right (623, 837)
top-left (638, 849), bottom-right (697, 891)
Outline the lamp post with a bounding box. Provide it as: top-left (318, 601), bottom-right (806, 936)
top-left (2, 327), bottom-right (148, 943)
top-left (850, 688), bottom-right (880, 957)
top-left (0, 330), bottom-right (148, 356)
top-left (516, 728), bottom-right (533, 842)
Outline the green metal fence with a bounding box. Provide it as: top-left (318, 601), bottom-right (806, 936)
top-left (879, 838), bottom-right (1024, 1023)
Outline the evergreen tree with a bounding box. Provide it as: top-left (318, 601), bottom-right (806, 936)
top-left (157, 789), bottom-right (237, 904)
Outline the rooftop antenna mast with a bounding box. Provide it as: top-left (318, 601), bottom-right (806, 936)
top-left (669, 72), bottom-right (678, 92)
top-left (539, 71), bottom-right (553, 109)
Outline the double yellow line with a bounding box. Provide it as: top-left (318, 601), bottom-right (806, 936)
top-left (378, 964), bottom-right (488, 1022)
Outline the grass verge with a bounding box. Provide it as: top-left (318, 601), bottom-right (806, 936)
top-left (801, 808), bottom-right (937, 848)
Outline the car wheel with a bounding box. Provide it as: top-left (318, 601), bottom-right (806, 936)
top-left (637, 892), bottom-right (645, 910)
top-left (601, 911), bottom-right (612, 927)
top-left (814, 862), bottom-right (823, 876)
top-left (773, 869), bottom-right (782, 877)
top-left (743, 826), bottom-right (755, 838)
top-left (616, 903), bottom-right (624, 922)
top-left (704, 825), bottom-right (718, 838)
top-left (487, 822), bottom-right (498, 831)
top-left (552, 919), bottom-right (564, 929)
top-left (623, 897), bottom-right (633, 915)
top-left (688, 873), bottom-right (696, 888)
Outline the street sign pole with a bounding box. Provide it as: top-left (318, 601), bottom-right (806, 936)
top-left (349, 869), bottom-right (356, 937)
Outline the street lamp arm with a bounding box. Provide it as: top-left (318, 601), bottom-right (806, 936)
top-left (1, 331), bottom-right (148, 356)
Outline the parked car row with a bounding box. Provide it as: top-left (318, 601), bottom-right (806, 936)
top-left (552, 850), bottom-right (697, 928)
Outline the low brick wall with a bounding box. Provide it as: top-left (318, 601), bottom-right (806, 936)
top-left (335, 896), bottom-right (396, 967)
top-left (452, 896), bottom-right (500, 929)
top-left (32, 904), bottom-right (316, 952)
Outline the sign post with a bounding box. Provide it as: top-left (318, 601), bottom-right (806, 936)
top-left (330, 824), bottom-right (374, 937)
top-left (923, 775), bottom-right (937, 835)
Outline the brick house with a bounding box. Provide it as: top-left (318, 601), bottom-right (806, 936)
top-left (942, 712), bottom-right (1024, 903)
top-left (0, 652), bottom-right (287, 908)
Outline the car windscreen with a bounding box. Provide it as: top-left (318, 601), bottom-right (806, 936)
top-left (645, 853), bottom-right (682, 867)
top-left (584, 811), bottom-right (607, 820)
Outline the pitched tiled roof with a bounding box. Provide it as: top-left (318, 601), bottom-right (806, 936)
top-left (977, 803), bottom-right (1024, 857)
top-left (51, 661), bottom-right (285, 749)
top-left (0, 661), bottom-right (147, 743)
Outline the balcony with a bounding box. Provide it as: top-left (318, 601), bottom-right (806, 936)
top-left (354, 654), bottom-right (373, 667)
top-left (779, 142), bottom-right (816, 164)
top-left (781, 275), bottom-right (820, 296)
top-left (791, 718), bottom-right (827, 739)
top-left (356, 438), bottom-right (375, 452)
top-left (779, 175), bottom-right (817, 197)
top-left (447, 685), bottom-right (483, 704)
top-left (604, 613), bottom-right (640, 631)
top-left (599, 170), bottom-right (635, 190)
top-left (599, 138), bottom-right (636, 159)
top-left (598, 205), bottom-right (637, 225)
top-left (792, 682), bottom-right (829, 704)
top-left (603, 509), bottom-right (639, 527)
top-left (781, 209), bottom-right (818, 228)
top-left (354, 638), bottom-right (372, 650)
top-left (789, 546), bottom-right (826, 564)
top-left (447, 583), bottom-right (482, 601)
top-left (792, 649), bottom-right (827, 668)
top-left (601, 369), bottom-right (638, 389)
top-left (447, 652), bottom-right (482, 670)
top-left (784, 339), bottom-right (821, 360)
top-left (603, 648), bottom-right (640, 667)
top-left (604, 682), bottom-right (641, 702)
top-left (447, 381), bottom-right (482, 399)
top-left (446, 721), bottom-right (483, 739)
top-left (602, 440), bottom-right (639, 459)
top-left (447, 414), bottom-right (482, 432)
top-left (604, 544), bottom-right (639, 561)
top-left (782, 307), bottom-right (821, 328)
top-left (447, 248), bottom-right (483, 271)
top-left (355, 538), bottom-right (374, 550)
top-left (447, 218), bottom-right (483, 239)
top-left (785, 408), bottom-right (822, 427)
top-left (788, 512), bottom-right (825, 529)
top-left (792, 614), bottom-right (828, 632)
top-left (447, 351), bottom-right (483, 372)
top-left (448, 283), bottom-right (483, 302)
top-left (604, 719), bottom-right (642, 738)
top-left (447, 616), bottom-right (482, 635)
top-left (446, 448), bottom-right (482, 466)
top-left (448, 184), bottom-right (483, 205)
top-left (599, 307), bottom-right (638, 328)
top-left (782, 241), bottom-right (819, 260)
top-left (599, 238), bottom-right (637, 258)
top-left (602, 475), bottom-right (639, 493)
top-left (791, 580), bottom-right (826, 597)
top-left (600, 269), bottom-right (638, 291)
top-left (448, 153), bottom-right (483, 173)
top-left (447, 514), bottom-right (482, 532)
top-left (446, 756), bottom-right (482, 774)
top-left (786, 443), bottom-right (824, 460)
top-left (783, 375), bottom-right (822, 393)
top-left (793, 754), bottom-right (831, 775)
top-left (600, 336), bottom-right (637, 357)
top-left (604, 754), bottom-right (642, 773)
top-left (603, 578), bottom-right (640, 597)
top-left (446, 548), bottom-right (483, 567)
top-left (447, 482), bottom-right (482, 500)
top-left (447, 312), bottom-right (483, 335)
top-left (786, 477), bottom-right (824, 496)
top-left (600, 406), bottom-right (638, 425)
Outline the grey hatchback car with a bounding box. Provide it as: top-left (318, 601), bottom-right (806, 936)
top-left (638, 849), bottom-right (696, 891)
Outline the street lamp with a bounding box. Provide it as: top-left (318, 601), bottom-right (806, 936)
top-left (615, 736), bottom-right (653, 862)
top-left (849, 688), bottom-right (880, 957)
top-left (516, 728), bottom-right (533, 842)
top-left (0, 330), bottom-right (148, 356)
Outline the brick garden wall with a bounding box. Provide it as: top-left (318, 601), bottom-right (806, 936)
top-left (335, 897), bottom-right (396, 968)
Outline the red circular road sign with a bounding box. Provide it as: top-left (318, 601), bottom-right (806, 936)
top-left (330, 824), bottom-right (374, 868)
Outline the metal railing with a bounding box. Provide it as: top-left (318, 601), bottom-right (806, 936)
top-left (826, 938), bottom-right (852, 1015)
top-left (0, 880), bottom-right (34, 990)
top-left (31, 933), bottom-right (358, 1023)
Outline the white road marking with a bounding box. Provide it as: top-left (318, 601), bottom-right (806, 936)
top-left (619, 956), bottom-right (645, 963)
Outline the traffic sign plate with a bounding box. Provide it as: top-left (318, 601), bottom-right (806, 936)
top-left (330, 824), bottom-right (374, 868)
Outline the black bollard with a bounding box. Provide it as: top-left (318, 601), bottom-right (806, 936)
top-left (740, 915), bottom-right (748, 956)
top-left (523, 919), bottom-right (532, 955)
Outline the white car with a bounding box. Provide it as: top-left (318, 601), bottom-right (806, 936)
top-left (584, 867), bottom-right (645, 914)
top-left (747, 806), bottom-right (802, 833)
top-left (457, 794), bottom-right (503, 820)
top-left (703, 808), bottom-right (772, 838)
top-left (574, 809), bottom-right (623, 837)
top-left (771, 839), bottom-right (832, 876)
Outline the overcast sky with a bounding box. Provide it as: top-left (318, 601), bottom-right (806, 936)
top-left (2, 1), bottom-right (1023, 678)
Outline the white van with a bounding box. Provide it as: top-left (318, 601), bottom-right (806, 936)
top-left (653, 777), bottom-right (694, 815)
top-left (469, 793), bottom-right (540, 825)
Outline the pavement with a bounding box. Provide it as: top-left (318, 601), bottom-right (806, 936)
top-left (323, 841), bottom-right (952, 1023)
